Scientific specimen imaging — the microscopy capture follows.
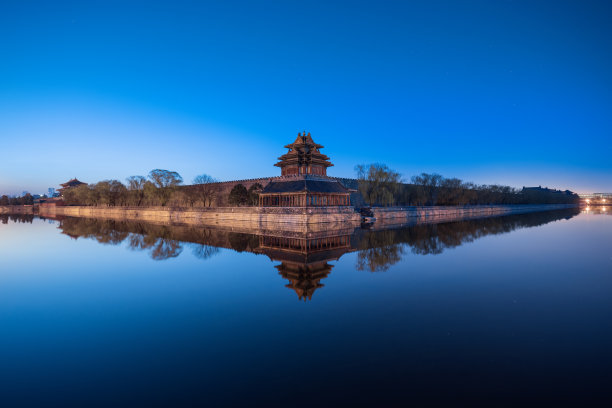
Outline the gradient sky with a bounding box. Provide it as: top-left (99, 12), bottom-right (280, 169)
top-left (1, 0), bottom-right (610, 195)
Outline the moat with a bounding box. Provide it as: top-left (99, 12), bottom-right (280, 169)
top-left (1, 207), bottom-right (611, 405)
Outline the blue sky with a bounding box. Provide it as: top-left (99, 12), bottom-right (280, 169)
top-left (1, 0), bottom-right (610, 195)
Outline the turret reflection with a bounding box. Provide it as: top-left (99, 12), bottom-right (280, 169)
top-left (258, 235), bottom-right (351, 300)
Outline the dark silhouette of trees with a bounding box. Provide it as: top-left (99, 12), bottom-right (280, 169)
top-left (247, 183), bottom-right (263, 206)
top-left (228, 184), bottom-right (248, 206)
top-left (0, 193), bottom-right (34, 206)
top-left (353, 166), bottom-right (580, 207)
top-left (411, 173), bottom-right (443, 205)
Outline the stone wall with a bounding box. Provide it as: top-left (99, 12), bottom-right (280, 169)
top-left (186, 177), bottom-right (276, 207)
top-left (370, 204), bottom-right (578, 226)
top-left (0, 205), bottom-right (34, 214)
top-left (35, 205), bottom-right (362, 232)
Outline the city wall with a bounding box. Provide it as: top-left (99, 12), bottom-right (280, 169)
top-left (34, 205), bottom-right (363, 233)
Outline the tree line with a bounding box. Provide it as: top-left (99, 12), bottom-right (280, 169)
top-left (2, 165), bottom-right (580, 208)
top-left (60, 169), bottom-right (264, 207)
top-left (356, 163), bottom-right (580, 206)
top-left (0, 193), bottom-right (34, 206)
top-left (60, 169), bottom-right (222, 207)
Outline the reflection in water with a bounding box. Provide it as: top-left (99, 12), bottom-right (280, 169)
top-left (192, 243), bottom-right (220, 260)
top-left (276, 262), bottom-right (333, 301)
top-left (1, 214), bottom-right (35, 224)
top-left (356, 230), bottom-right (404, 272)
top-left (582, 206), bottom-right (611, 215)
top-left (259, 235), bottom-right (351, 301)
top-left (6, 208), bottom-right (579, 300)
top-left (354, 209), bottom-right (580, 271)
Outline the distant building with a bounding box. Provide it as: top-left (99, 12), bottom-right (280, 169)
top-left (580, 193), bottom-right (612, 199)
top-left (48, 188), bottom-right (56, 197)
top-left (58, 178), bottom-right (86, 197)
top-left (579, 192), bottom-right (611, 205)
top-left (522, 186), bottom-right (576, 197)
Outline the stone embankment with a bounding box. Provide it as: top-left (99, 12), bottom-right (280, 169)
top-left (370, 204), bottom-right (578, 227)
top-left (0, 204), bottom-right (578, 230)
top-left (0, 205), bottom-right (34, 214)
top-left (36, 205), bottom-right (362, 232)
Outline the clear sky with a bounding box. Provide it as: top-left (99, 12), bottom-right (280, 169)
top-left (1, 0), bottom-right (610, 195)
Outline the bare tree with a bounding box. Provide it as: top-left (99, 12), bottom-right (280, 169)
top-left (148, 169), bottom-right (183, 188)
top-left (148, 169), bottom-right (183, 206)
top-left (192, 173), bottom-right (218, 207)
top-left (126, 176), bottom-right (147, 206)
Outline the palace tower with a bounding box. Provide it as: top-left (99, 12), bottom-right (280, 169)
top-left (274, 131), bottom-right (333, 176)
top-left (259, 131), bottom-right (352, 207)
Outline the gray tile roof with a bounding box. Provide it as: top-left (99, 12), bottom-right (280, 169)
top-left (261, 179), bottom-right (350, 194)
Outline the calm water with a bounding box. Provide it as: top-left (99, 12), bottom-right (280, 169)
top-left (1, 208), bottom-right (611, 406)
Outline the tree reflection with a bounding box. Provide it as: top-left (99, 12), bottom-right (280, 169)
top-left (355, 208), bottom-right (581, 271)
top-left (356, 230), bottom-right (405, 272)
top-left (0, 214), bottom-right (35, 224)
top-left (192, 243), bottom-right (220, 260)
top-left (41, 208), bottom-right (581, 276)
top-left (56, 218), bottom-right (186, 261)
top-left (150, 239), bottom-right (183, 260)
top-left (1, 208), bottom-right (584, 302)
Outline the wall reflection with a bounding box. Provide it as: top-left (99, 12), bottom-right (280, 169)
top-left (1, 208), bottom-right (580, 300)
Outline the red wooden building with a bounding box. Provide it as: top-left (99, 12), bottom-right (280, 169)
top-left (259, 132), bottom-right (352, 207)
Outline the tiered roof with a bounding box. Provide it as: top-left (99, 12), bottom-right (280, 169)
top-left (60, 178), bottom-right (85, 188)
top-left (274, 131), bottom-right (333, 175)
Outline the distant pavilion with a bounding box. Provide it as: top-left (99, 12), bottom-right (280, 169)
top-left (259, 132), bottom-right (352, 207)
top-left (58, 178), bottom-right (85, 197)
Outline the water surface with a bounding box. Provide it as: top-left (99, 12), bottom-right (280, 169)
top-left (1, 208), bottom-right (611, 406)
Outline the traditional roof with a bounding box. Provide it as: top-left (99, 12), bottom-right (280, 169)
top-left (261, 177), bottom-right (350, 194)
top-left (274, 131), bottom-right (333, 170)
top-left (60, 178), bottom-right (85, 188)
